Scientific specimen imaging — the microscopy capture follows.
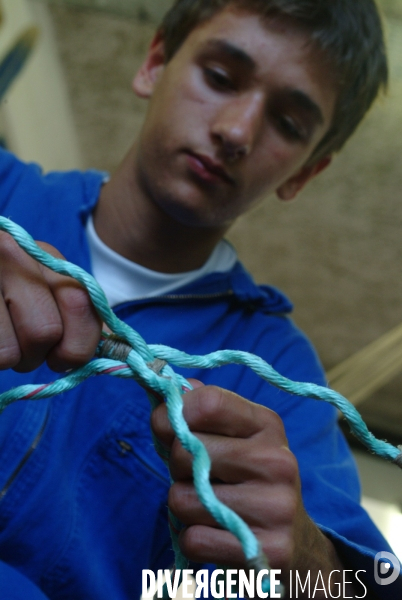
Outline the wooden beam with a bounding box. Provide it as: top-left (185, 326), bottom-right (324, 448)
top-left (327, 322), bottom-right (402, 406)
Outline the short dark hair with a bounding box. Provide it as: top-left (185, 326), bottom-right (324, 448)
top-left (158, 0), bottom-right (388, 164)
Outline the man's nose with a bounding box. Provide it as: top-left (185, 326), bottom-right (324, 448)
top-left (211, 93), bottom-right (264, 161)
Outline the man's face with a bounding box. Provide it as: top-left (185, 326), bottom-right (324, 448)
top-left (134, 6), bottom-right (336, 230)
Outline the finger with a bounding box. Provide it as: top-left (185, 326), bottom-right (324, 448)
top-left (38, 243), bottom-right (102, 372)
top-left (169, 435), bottom-right (297, 484)
top-left (145, 378), bottom-right (204, 410)
top-left (2, 261), bottom-right (64, 373)
top-left (150, 381), bottom-right (205, 445)
top-left (169, 481), bottom-right (298, 529)
top-left (0, 296), bottom-right (21, 369)
top-left (179, 524), bottom-right (291, 569)
top-left (186, 378), bottom-right (204, 390)
top-left (180, 525), bottom-right (244, 566)
top-left (45, 281), bottom-right (102, 371)
top-left (152, 386), bottom-right (285, 446)
top-left (183, 386), bottom-right (264, 438)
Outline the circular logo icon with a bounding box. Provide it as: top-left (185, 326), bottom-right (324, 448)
top-left (374, 552), bottom-right (401, 586)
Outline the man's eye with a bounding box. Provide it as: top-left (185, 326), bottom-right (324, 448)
top-left (204, 67), bottom-right (235, 91)
top-left (277, 115), bottom-right (304, 141)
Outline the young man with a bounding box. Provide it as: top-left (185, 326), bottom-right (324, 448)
top-left (0, 0), bottom-right (399, 598)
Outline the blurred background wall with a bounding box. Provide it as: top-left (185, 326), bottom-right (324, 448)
top-left (1, 0), bottom-right (402, 559)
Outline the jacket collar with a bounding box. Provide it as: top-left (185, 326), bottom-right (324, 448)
top-left (165, 261), bottom-right (294, 314)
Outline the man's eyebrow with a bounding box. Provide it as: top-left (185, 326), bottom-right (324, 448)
top-left (203, 39), bottom-right (256, 70)
top-left (289, 89), bottom-right (324, 125)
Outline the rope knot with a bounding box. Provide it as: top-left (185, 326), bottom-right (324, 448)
top-left (98, 334), bottom-right (132, 363)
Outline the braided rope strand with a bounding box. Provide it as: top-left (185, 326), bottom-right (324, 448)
top-left (149, 345), bottom-right (401, 464)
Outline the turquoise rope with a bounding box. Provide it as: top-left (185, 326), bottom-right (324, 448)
top-left (0, 216), bottom-right (401, 598)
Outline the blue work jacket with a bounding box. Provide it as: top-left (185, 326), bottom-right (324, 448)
top-left (0, 149), bottom-right (400, 599)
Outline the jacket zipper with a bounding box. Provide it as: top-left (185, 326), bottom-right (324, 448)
top-left (0, 407), bottom-right (50, 501)
top-left (158, 290), bottom-right (234, 301)
top-left (115, 290), bottom-right (235, 307)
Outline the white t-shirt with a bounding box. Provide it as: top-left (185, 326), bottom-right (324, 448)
top-left (86, 216), bottom-right (237, 308)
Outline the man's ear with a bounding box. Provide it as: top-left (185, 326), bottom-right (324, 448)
top-left (276, 155), bottom-right (332, 201)
top-left (132, 32), bottom-right (166, 98)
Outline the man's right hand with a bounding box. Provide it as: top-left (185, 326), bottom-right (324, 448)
top-left (0, 231), bottom-right (102, 373)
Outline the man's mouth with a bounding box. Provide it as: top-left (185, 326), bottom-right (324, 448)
top-left (185, 152), bottom-right (235, 186)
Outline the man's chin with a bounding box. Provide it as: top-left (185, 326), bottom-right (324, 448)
top-left (153, 191), bottom-right (229, 230)
top-left (163, 207), bottom-right (219, 229)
